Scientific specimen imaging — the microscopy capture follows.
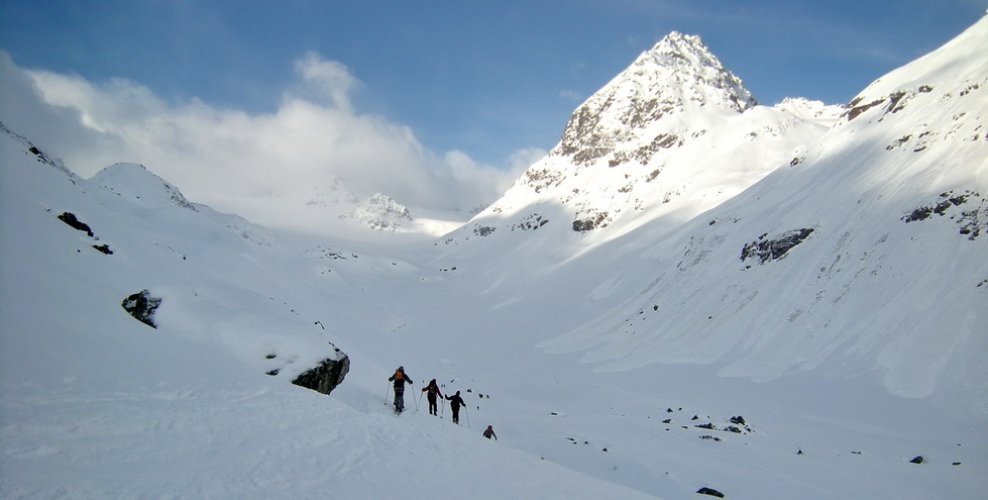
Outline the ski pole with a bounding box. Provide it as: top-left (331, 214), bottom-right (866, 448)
top-left (385, 383), bottom-right (391, 405)
top-left (441, 399), bottom-right (445, 418)
top-left (418, 391), bottom-right (424, 412)
top-left (464, 406), bottom-right (471, 428)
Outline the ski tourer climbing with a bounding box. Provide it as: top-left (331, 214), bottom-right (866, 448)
top-left (388, 366), bottom-right (413, 413)
top-left (445, 390), bottom-right (465, 424)
top-left (421, 379), bottom-right (444, 416)
top-left (483, 425), bottom-right (497, 440)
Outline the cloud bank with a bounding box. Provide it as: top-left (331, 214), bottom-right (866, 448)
top-left (0, 51), bottom-right (537, 234)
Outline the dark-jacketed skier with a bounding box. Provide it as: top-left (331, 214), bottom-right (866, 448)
top-left (483, 425), bottom-right (497, 440)
top-left (421, 379), bottom-right (444, 416)
top-left (445, 390), bottom-right (465, 424)
top-left (388, 366), bottom-right (413, 413)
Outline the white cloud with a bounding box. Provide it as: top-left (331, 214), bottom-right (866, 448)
top-left (0, 51), bottom-right (527, 234)
top-left (292, 52), bottom-right (358, 112)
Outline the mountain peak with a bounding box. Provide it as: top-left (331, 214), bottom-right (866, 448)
top-left (645, 31), bottom-right (711, 64)
top-left (552, 32), bottom-right (757, 166)
top-left (631, 31), bottom-right (757, 113)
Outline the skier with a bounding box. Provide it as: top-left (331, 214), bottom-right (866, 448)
top-left (445, 390), bottom-right (465, 424)
top-left (421, 378), bottom-right (444, 416)
top-left (388, 366), bottom-right (413, 413)
top-left (483, 425), bottom-right (497, 440)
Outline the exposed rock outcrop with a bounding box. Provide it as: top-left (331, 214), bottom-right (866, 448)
top-left (740, 228), bottom-right (815, 265)
top-left (57, 212), bottom-right (94, 237)
top-left (291, 350), bottom-right (350, 395)
top-left (121, 290), bottom-right (162, 329)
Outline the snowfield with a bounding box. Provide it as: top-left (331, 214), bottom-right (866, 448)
top-left (2, 15), bottom-right (988, 500)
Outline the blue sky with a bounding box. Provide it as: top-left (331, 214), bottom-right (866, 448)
top-left (3, 0), bottom-right (984, 170)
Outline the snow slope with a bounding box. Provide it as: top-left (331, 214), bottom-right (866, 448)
top-left (0, 129), bottom-right (657, 499)
top-left (3, 16), bottom-right (988, 500)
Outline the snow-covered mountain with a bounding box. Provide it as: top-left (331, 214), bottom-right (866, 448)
top-left (441, 32), bottom-right (841, 259)
top-left (512, 19), bottom-right (988, 400)
top-left (351, 193), bottom-right (413, 231)
top-left (2, 15), bottom-right (987, 500)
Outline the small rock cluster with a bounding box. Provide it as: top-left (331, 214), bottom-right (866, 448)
top-left (902, 189), bottom-right (985, 240)
top-left (57, 211), bottom-right (114, 255)
top-left (740, 228), bottom-right (814, 266)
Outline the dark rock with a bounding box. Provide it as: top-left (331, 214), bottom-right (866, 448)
top-left (902, 190), bottom-right (985, 240)
top-left (910, 455), bottom-right (924, 464)
top-left (473, 225), bottom-right (496, 237)
top-left (886, 91), bottom-right (909, 114)
top-left (903, 206), bottom-right (934, 222)
top-left (121, 290), bottom-right (162, 328)
top-left (513, 213), bottom-right (550, 231)
top-left (740, 228), bottom-right (814, 264)
top-left (844, 96), bottom-right (885, 121)
top-left (695, 423), bottom-right (716, 430)
top-left (572, 211), bottom-right (610, 232)
top-left (662, 418), bottom-right (672, 424)
top-left (291, 353), bottom-right (350, 395)
top-left (729, 415), bottom-right (746, 426)
top-left (697, 487), bottom-right (725, 498)
top-left (57, 212), bottom-right (94, 237)
top-left (92, 243), bottom-right (113, 255)
top-left (523, 168), bottom-right (564, 193)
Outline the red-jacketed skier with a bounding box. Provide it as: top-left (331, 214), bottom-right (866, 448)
top-left (421, 379), bottom-right (444, 416)
top-left (388, 366), bottom-right (413, 413)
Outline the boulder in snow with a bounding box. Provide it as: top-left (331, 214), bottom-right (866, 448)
top-left (121, 289), bottom-right (162, 329)
top-left (697, 486), bottom-right (725, 497)
top-left (291, 350), bottom-right (350, 395)
top-left (57, 212), bottom-right (94, 237)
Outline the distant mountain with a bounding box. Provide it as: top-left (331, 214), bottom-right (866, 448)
top-left (351, 193), bottom-right (413, 231)
top-left (441, 32), bottom-right (841, 253)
